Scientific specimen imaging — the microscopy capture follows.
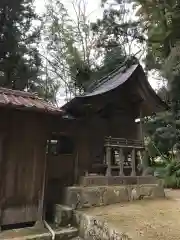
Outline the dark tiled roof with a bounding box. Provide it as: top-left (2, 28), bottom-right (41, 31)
top-left (0, 88), bottom-right (63, 114)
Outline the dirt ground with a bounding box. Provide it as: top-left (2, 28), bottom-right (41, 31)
top-left (83, 189), bottom-right (180, 240)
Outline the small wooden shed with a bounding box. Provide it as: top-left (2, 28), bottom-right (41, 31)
top-left (0, 88), bottom-right (63, 228)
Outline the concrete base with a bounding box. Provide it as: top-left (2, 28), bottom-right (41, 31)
top-left (63, 184), bottom-right (165, 209)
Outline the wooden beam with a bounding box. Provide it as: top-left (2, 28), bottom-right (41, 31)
top-left (36, 140), bottom-right (48, 227)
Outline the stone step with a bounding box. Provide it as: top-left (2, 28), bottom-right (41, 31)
top-left (0, 225), bottom-right (80, 240)
top-left (50, 224), bottom-right (78, 240)
top-left (53, 204), bottom-right (73, 227)
top-left (0, 226), bottom-right (51, 240)
top-left (71, 237), bottom-right (84, 240)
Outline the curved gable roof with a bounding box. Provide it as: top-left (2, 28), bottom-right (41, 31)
top-left (82, 64), bottom-right (138, 97)
top-left (62, 62), bottom-right (168, 116)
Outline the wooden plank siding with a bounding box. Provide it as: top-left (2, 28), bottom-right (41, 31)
top-left (0, 109), bottom-right (48, 226)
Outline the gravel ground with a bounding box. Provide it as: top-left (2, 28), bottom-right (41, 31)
top-left (83, 190), bottom-right (180, 240)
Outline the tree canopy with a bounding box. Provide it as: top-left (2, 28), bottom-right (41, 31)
top-left (0, 0), bottom-right (42, 90)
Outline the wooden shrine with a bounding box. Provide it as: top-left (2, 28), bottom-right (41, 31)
top-left (49, 60), bottom-right (167, 189)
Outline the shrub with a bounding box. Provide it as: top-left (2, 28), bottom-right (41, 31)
top-left (164, 160), bottom-right (180, 188)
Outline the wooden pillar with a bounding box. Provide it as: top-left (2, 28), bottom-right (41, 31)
top-left (106, 146), bottom-right (111, 176)
top-left (131, 148), bottom-right (136, 176)
top-left (35, 139), bottom-right (48, 227)
top-left (119, 148), bottom-right (124, 176)
top-left (142, 149), bottom-right (149, 170)
top-left (140, 109), bottom-right (144, 141)
top-left (74, 151), bottom-right (79, 184)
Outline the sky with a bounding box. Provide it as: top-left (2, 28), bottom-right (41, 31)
top-left (35, 0), bottom-right (102, 20)
top-left (34, 0), bottom-right (162, 104)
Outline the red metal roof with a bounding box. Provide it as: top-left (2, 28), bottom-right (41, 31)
top-left (0, 88), bottom-right (63, 115)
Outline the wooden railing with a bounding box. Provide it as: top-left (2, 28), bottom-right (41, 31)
top-left (104, 137), bottom-right (144, 148)
top-left (104, 137), bottom-right (145, 177)
top-left (88, 137), bottom-right (146, 178)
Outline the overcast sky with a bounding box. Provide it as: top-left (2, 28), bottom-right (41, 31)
top-left (35, 0), bottom-right (102, 20)
top-left (34, 0), bottom-right (162, 105)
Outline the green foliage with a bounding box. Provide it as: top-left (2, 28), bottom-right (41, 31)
top-left (133, 0), bottom-right (180, 83)
top-left (0, 0), bottom-right (41, 90)
top-left (44, 0), bottom-right (96, 97)
top-left (145, 111), bottom-right (176, 156)
top-left (43, 0), bottom-right (142, 99)
top-left (164, 160), bottom-right (180, 188)
top-left (131, 0), bottom-right (180, 165)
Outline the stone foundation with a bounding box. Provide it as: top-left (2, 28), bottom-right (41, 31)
top-left (0, 227), bottom-right (51, 240)
top-left (64, 184), bottom-right (165, 209)
top-left (80, 176), bottom-right (157, 186)
top-left (74, 211), bottom-right (131, 240)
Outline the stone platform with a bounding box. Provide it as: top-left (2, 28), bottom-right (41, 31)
top-left (0, 225), bottom-right (80, 240)
top-left (63, 184), bottom-right (165, 209)
top-left (80, 176), bottom-right (157, 186)
top-left (0, 226), bottom-right (51, 240)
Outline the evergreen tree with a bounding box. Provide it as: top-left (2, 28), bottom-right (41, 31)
top-left (0, 0), bottom-right (42, 92)
top-left (129, 0), bottom-right (180, 161)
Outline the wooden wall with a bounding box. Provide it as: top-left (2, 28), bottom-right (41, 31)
top-left (0, 109), bottom-right (48, 226)
top-left (43, 102), bottom-right (143, 203)
top-left (74, 103), bottom-right (142, 175)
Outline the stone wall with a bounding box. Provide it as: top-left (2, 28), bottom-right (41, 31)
top-left (74, 211), bottom-right (132, 240)
top-left (64, 184), bottom-right (165, 209)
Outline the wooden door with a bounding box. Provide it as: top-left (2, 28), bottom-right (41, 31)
top-left (45, 134), bottom-right (75, 205)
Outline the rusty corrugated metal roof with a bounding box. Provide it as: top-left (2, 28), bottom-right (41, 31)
top-left (0, 88), bottom-right (63, 114)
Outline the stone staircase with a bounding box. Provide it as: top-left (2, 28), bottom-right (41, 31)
top-left (0, 205), bottom-right (83, 240)
top-left (49, 204), bottom-right (84, 240)
top-left (0, 183), bottom-right (165, 240)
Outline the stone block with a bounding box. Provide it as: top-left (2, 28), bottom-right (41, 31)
top-left (54, 227), bottom-right (78, 240)
top-left (81, 187), bottom-right (105, 208)
top-left (103, 186), bottom-right (129, 205)
top-left (76, 212), bottom-right (131, 240)
top-left (53, 205), bottom-right (73, 227)
top-left (71, 237), bottom-right (84, 240)
top-left (138, 185), bottom-right (154, 197)
top-left (151, 185), bottom-right (165, 198)
top-left (64, 187), bottom-right (83, 209)
top-left (0, 227), bottom-right (51, 240)
top-left (64, 184), bottom-right (165, 210)
top-left (130, 188), bottom-right (140, 200)
top-left (137, 176), bottom-right (157, 185)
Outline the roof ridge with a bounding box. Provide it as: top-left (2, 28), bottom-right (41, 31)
top-left (85, 57), bottom-right (138, 93)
